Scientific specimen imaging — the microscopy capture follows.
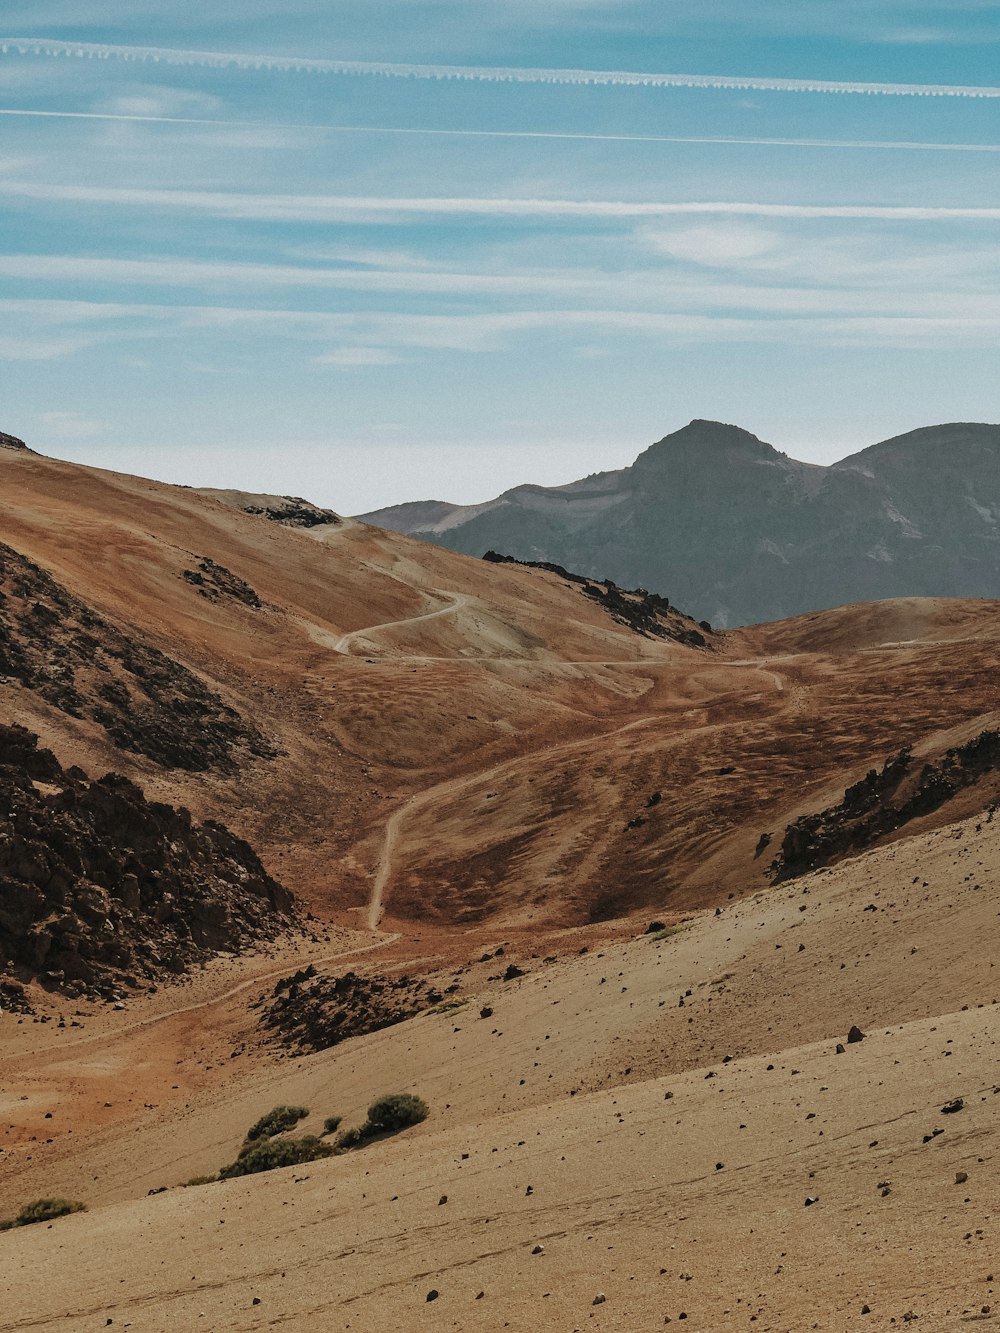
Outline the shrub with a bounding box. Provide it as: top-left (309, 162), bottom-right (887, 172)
top-left (245, 1105), bottom-right (309, 1142)
top-left (219, 1134), bottom-right (334, 1179)
top-left (321, 1115), bottom-right (342, 1136)
top-left (0, 1198), bottom-right (86, 1230)
top-left (366, 1093), bottom-right (429, 1133)
top-left (182, 1175), bottom-right (218, 1188)
top-left (333, 1124), bottom-right (370, 1151)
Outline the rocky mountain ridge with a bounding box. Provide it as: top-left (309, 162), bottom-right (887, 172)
top-left (0, 724), bottom-right (294, 1001)
top-left (361, 419), bottom-right (1000, 627)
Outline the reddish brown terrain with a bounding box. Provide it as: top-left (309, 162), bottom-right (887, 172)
top-left (2, 441), bottom-right (999, 1330)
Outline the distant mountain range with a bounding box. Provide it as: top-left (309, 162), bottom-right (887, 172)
top-left (359, 419), bottom-right (1000, 627)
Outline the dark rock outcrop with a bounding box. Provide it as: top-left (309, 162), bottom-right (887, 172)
top-left (182, 557), bottom-right (262, 608)
top-left (0, 431), bottom-right (30, 452)
top-left (482, 551), bottom-right (712, 647)
top-left (243, 498), bottom-right (339, 528)
top-left (0, 541), bottom-right (273, 772)
top-left (253, 967), bottom-right (442, 1054)
top-left (0, 724), bottom-right (294, 999)
top-left (772, 730), bottom-right (1000, 880)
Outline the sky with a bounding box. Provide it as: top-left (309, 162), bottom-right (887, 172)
top-left (0, 3), bottom-right (998, 512)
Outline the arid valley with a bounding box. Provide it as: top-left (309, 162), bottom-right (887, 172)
top-left (3, 435), bottom-right (1000, 1330)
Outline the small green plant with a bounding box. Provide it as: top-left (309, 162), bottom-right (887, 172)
top-left (219, 1135), bottom-right (335, 1179)
top-left (365, 1093), bottom-right (429, 1133)
top-left (245, 1105), bottom-right (309, 1142)
top-left (333, 1123), bottom-right (371, 1151)
top-left (649, 924), bottom-right (685, 942)
top-left (182, 1174), bottom-right (219, 1188)
top-left (0, 1198), bottom-right (86, 1231)
top-left (321, 1115), bottom-right (342, 1136)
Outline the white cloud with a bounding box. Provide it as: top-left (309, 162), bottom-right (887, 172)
top-left (4, 181), bottom-right (1000, 223)
top-left (3, 37), bottom-right (999, 99)
top-left (38, 409), bottom-right (104, 437)
top-left (315, 347), bottom-right (403, 367)
top-left (641, 223), bottom-right (783, 266)
top-left (2, 109), bottom-right (998, 154)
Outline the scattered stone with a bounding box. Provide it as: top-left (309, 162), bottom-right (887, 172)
top-left (426, 1289), bottom-right (439, 1302)
top-left (955, 1171), bottom-right (969, 1185)
top-left (593, 1293), bottom-right (607, 1305)
top-left (255, 968), bottom-right (441, 1054)
top-left (941, 1098), bottom-right (965, 1115)
top-left (531, 1245), bottom-right (545, 1255)
top-left (847, 1025), bottom-right (865, 1044)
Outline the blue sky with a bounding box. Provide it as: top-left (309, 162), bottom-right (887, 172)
top-left (1, 3), bottom-right (998, 511)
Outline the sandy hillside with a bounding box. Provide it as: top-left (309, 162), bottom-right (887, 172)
top-left (3, 445), bottom-right (1000, 1329)
top-left (4, 809), bottom-right (999, 1330)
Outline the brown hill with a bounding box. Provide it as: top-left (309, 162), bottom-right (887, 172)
top-left (4, 442), bottom-right (1000, 1329)
top-left (3, 445), bottom-right (1000, 943)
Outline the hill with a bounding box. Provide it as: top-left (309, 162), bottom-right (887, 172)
top-left (4, 438), bottom-right (1000, 1329)
top-left (360, 419), bottom-right (1000, 627)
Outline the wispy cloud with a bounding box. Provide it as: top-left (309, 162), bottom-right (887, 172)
top-left (4, 182), bottom-right (1000, 223)
top-left (3, 297), bottom-right (999, 356)
top-left (316, 346), bottom-right (403, 367)
top-left (3, 37), bottom-right (999, 98)
top-left (2, 108), bottom-right (998, 154)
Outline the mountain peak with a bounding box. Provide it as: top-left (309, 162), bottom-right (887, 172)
top-left (0, 430), bottom-right (30, 453)
top-left (632, 419), bottom-right (779, 469)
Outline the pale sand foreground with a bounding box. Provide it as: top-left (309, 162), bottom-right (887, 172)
top-left (4, 811), bottom-right (999, 1331)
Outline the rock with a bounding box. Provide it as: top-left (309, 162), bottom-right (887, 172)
top-left (502, 963), bottom-right (525, 981)
top-left (593, 1293), bottom-right (607, 1305)
top-left (531, 1245), bottom-right (544, 1254)
top-left (955, 1171), bottom-right (969, 1184)
top-left (804, 1196), bottom-right (818, 1206)
top-left (438, 1195), bottom-right (448, 1205)
top-left (0, 725), bottom-right (294, 1000)
top-left (426, 1289), bottom-right (439, 1302)
top-left (479, 1006), bottom-right (494, 1019)
top-left (847, 1025), bottom-right (865, 1044)
top-left (941, 1098), bottom-right (964, 1114)
top-left (835, 1043), bottom-right (846, 1054)
top-left (862, 1305), bottom-right (871, 1315)
top-left (645, 921), bottom-right (667, 934)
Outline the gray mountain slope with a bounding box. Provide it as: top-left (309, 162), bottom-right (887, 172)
top-left (358, 419), bottom-right (1000, 627)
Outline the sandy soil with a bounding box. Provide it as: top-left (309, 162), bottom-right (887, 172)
top-left (3, 449), bottom-right (1000, 1329)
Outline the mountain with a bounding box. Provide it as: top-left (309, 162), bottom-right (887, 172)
top-left (360, 419), bottom-right (1000, 627)
top-left (5, 436), bottom-right (1000, 1329)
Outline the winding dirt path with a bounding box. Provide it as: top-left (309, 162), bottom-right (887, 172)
top-left (365, 712), bottom-right (663, 927)
top-left (21, 934), bottom-right (401, 1062)
top-left (334, 591), bottom-right (470, 655)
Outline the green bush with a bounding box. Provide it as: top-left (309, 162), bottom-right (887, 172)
top-left (219, 1135), bottom-right (334, 1179)
top-left (182, 1175), bottom-right (218, 1188)
top-left (245, 1105), bottom-right (309, 1142)
top-left (333, 1124), bottom-right (370, 1151)
top-left (321, 1115), bottom-right (342, 1136)
top-left (0, 1198), bottom-right (86, 1231)
top-left (366, 1093), bottom-right (429, 1133)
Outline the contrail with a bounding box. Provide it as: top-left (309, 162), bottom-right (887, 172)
top-left (2, 37), bottom-right (1000, 99)
top-left (4, 182), bottom-right (1000, 222)
top-left (1, 107), bottom-right (998, 153)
